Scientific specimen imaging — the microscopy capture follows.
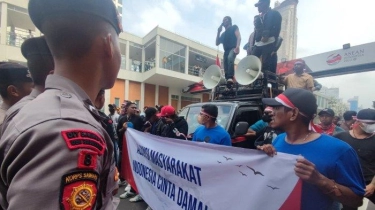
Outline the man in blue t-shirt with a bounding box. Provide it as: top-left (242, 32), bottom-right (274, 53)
top-left (246, 106), bottom-right (273, 137)
top-left (192, 104), bottom-right (231, 146)
top-left (260, 88), bottom-right (365, 210)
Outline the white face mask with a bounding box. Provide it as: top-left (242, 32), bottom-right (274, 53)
top-left (360, 123), bottom-right (375, 134)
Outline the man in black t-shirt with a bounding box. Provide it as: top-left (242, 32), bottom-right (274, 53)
top-left (250, 0), bottom-right (282, 74)
top-left (215, 16), bottom-right (241, 85)
top-left (334, 109), bottom-right (375, 208)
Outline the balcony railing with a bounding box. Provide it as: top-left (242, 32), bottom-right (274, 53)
top-left (6, 31), bottom-right (35, 47)
top-left (188, 66), bottom-right (204, 77)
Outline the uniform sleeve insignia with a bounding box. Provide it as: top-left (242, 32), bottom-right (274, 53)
top-left (60, 171), bottom-right (99, 210)
top-left (78, 150), bottom-right (98, 170)
top-left (61, 129), bottom-right (106, 155)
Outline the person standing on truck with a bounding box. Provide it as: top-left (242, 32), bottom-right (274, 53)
top-left (282, 60), bottom-right (314, 92)
top-left (215, 16), bottom-right (241, 85)
top-left (192, 104), bottom-right (231, 146)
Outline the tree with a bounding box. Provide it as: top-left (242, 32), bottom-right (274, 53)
top-left (328, 97), bottom-right (348, 117)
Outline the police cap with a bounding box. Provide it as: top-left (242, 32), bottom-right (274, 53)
top-left (28, 0), bottom-right (123, 35)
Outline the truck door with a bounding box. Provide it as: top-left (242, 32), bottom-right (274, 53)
top-left (230, 106), bottom-right (262, 149)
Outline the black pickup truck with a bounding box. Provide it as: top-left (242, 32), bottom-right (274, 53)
top-left (178, 71), bottom-right (283, 149)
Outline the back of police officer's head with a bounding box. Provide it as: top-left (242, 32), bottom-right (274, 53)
top-left (28, 0), bottom-right (122, 88)
top-left (0, 62), bottom-right (34, 105)
top-left (21, 36), bottom-right (54, 87)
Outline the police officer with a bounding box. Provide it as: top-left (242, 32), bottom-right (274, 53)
top-left (1, 36), bottom-right (54, 136)
top-left (0, 62), bottom-right (33, 126)
top-left (0, 0), bottom-right (122, 209)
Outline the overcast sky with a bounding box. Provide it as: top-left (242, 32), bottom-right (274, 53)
top-left (122, 0), bottom-right (375, 108)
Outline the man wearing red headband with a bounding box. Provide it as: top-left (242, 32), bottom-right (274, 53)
top-left (192, 104), bottom-right (231, 146)
top-left (260, 88), bottom-right (365, 210)
top-left (334, 109), bottom-right (375, 209)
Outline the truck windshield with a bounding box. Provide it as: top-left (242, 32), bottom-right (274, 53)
top-left (184, 105), bottom-right (232, 134)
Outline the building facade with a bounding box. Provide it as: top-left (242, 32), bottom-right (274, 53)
top-left (0, 0), bottom-right (226, 111)
top-left (348, 96), bottom-right (359, 112)
top-left (274, 0), bottom-right (298, 62)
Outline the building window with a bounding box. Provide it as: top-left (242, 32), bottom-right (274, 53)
top-left (114, 98), bottom-right (120, 107)
top-left (120, 42), bottom-right (126, 70)
top-left (129, 42), bottom-right (142, 72)
top-left (188, 48), bottom-right (216, 76)
top-left (145, 40), bottom-right (156, 72)
top-left (159, 37), bottom-right (186, 73)
top-left (117, 6), bottom-right (122, 16)
top-left (171, 95), bottom-right (179, 100)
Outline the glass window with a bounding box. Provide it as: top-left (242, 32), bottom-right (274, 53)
top-left (129, 42), bottom-right (142, 72)
top-left (188, 48), bottom-right (216, 76)
top-left (114, 98), bottom-right (120, 107)
top-left (159, 37), bottom-right (186, 73)
top-left (120, 42), bottom-right (126, 70)
top-left (184, 105), bottom-right (232, 134)
top-left (117, 6), bottom-right (122, 15)
top-left (145, 40), bottom-right (156, 72)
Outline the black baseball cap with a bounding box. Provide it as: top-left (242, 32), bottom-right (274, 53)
top-left (255, 0), bottom-right (270, 7)
top-left (0, 62), bottom-right (33, 84)
top-left (145, 107), bottom-right (157, 121)
top-left (357, 109), bottom-right (375, 122)
top-left (343, 111), bottom-right (357, 121)
top-left (28, 0), bottom-right (123, 35)
top-left (262, 88), bottom-right (317, 118)
top-left (318, 108), bottom-right (335, 117)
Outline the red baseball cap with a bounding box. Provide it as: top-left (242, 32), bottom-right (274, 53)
top-left (157, 105), bottom-right (175, 117)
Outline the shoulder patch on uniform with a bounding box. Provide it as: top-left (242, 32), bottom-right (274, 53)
top-left (78, 150), bottom-right (98, 170)
top-left (60, 171), bottom-right (99, 210)
top-left (61, 130), bottom-right (106, 155)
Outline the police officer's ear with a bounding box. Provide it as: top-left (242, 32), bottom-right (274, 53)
top-left (7, 85), bottom-right (21, 97)
top-left (103, 34), bottom-right (115, 58)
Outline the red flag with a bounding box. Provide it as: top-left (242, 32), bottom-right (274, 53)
top-left (121, 135), bottom-right (138, 193)
top-left (216, 54), bottom-right (221, 68)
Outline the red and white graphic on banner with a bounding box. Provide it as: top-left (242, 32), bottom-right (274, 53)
top-left (122, 129), bottom-right (302, 210)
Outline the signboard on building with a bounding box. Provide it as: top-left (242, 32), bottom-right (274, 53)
top-left (277, 42), bottom-right (375, 77)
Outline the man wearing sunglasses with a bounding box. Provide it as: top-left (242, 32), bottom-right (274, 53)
top-left (158, 105), bottom-right (188, 140)
top-left (192, 104), bottom-right (231, 146)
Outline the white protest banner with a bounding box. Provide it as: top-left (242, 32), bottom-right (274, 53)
top-left (125, 129), bottom-right (301, 210)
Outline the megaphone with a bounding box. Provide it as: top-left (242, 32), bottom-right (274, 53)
top-left (235, 55), bottom-right (262, 85)
top-left (203, 65), bottom-right (226, 89)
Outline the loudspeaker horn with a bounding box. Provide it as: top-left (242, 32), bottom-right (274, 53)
top-left (202, 65), bottom-right (226, 89)
top-left (235, 55), bottom-right (262, 85)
